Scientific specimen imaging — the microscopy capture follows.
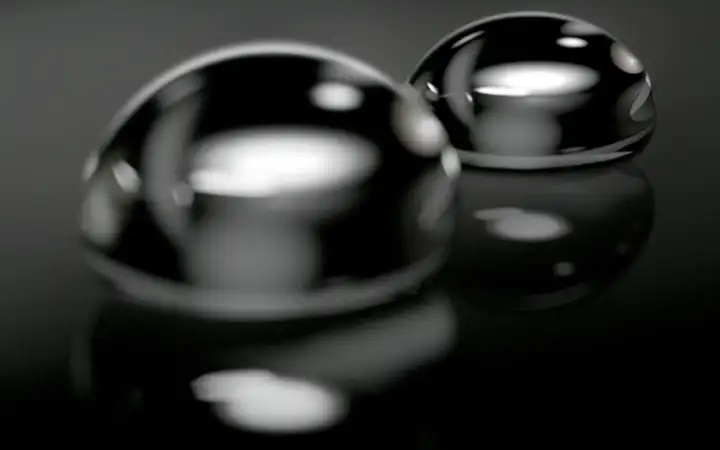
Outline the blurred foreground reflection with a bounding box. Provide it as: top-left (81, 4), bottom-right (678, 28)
top-left (72, 290), bottom-right (456, 441)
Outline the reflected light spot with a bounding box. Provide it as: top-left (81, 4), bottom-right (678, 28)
top-left (192, 369), bottom-right (347, 434)
top-left (441, 149), bottom-right (461, 178)
top-left (426, 82), bottom-right (439, 94)
top-left (475, 86), bottom-right (530, 97)
top-left (482, 210), bottom-right (573, 242)
top-left (393, 93), bottom-right (448, 157)
top-left (611, 44), bottom-right (644, 74)
top-left (310, 82), bottom-right (363, 111)
top-left (111, 161), bottom-right (141, 193)
top-left (413, 114), bottom-right (447, 154)
top-left (474, 63), bottom-right (599, 96)
top-left (557, 37), bottom-right (588, 48)
top-left (189, 129), bottom-right (378, 197)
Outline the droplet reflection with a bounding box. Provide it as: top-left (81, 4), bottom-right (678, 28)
top-left (73, 292), bottom-right (455, 438)
top-left (441, 161), bottom-right (655, 311)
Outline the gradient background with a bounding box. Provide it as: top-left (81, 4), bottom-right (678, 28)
top-left (0, 0), bottom-right (717, 434)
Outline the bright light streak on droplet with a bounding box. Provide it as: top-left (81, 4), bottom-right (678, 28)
top-left (111, 161), bottom-right (141, 193)
top-left (611, 44), bottom-right (644, 74)
top-left (557, 37), bottom-right (588, 48)
top-left (310, 82), bottom-right (363, 111)
top-left (189, 129), bottom-right (378, 197)
top-left (441, 149), bottom-right (461, 177)
top-left (476, 209), bottom-right (573, 242)
top-left (474, 63), bottom-right (599, 96)
top-left (474, 86), bottom-right (530, 97)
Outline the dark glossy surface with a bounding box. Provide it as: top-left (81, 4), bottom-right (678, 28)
top-left (72, 292), bottom-right (454, 442)
top-left (409, 11), bottom-right (656, 170)
top-left (3, 0), bottom-right (720, 441)
top-left (442, 162), bottom-right (654, 311)
top-left (80, 42), bottom-right (459, 321)
top-left (74, 161), bottom-right (654, 438)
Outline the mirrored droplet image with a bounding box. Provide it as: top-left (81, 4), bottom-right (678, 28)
top-left (440, 161), bottom-right (655, 311)
top-left (70, 290), bottom-right (455, 440)
top-left (409, 11), bottom-right (657, 170)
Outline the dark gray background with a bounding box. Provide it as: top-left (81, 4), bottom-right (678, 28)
top-left (0, 0), bottom-right (716, 429)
